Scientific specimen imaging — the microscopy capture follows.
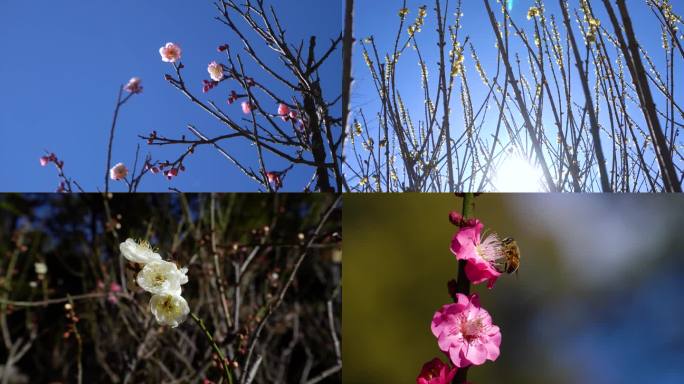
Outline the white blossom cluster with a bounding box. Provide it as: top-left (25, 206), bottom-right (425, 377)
top-left (120, 238), bottom-right (190, 327)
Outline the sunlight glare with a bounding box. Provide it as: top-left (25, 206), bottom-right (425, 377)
top-left (506, 0), bottom-right (514, 11)
top-left (492, 154), bottom-right (546, 192)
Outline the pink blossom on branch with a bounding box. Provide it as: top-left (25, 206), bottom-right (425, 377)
top-left (431, 293), bottom-right (501, 368)
top-left (39, 156), bottom-right (50, 166)
top-left (207, 61), bottom-right (224, 82)
top-left (159, 42), bottom-right (182, 63)
top-left (165, 168), bottom-right (179, 180)
top-left (416, 357), bottom-right (457, 384)
top-left (241, 100), bottom-right (254, 114)
top-left (278, 103), bottom-right (290, 121)
top-left (109, 163), bottom-right (128, 181)
top-left (124, 77), bottom-right (143, 94)
top-left (227, 90), bottom-right (239, 104)
top-left (450, 217), bottom-right (503, 288)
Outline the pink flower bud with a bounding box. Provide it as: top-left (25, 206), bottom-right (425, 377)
top-left (40, 156), bottom-right (50, 166)
top-left (278, 103), bottom-right (290, 121)
top-left (124, 77), bottom-right (143, 94)
top-left (266, 171), bottom-right (283, 189)
top-left (165, 168), bottom-right (179, 180)
top-left (109, 163), bottom-right (128, 181)
top-left (416, 358), bottom-right (457, 384)
top-left (159, 42), bottom-right (182, 63)
top-left (217, 44), bottom-right (229, 52)
top-left (288, 110), bottom-right (298, 120)
top-left (227, 90), bottom-right (238, 104)
top-left (109, 282), bottom-right (122, 293)
top-left (241, 101), bottom-right (254, 114)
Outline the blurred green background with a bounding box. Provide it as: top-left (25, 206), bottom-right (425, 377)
top-left (343, 194), bottom-right (684, 384)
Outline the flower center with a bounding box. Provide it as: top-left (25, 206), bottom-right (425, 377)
top-left (154, 274), bottom-right (166, 287)
top-left (460, 316), bottom-right (484, 343)
top-left (475, 233), bottom-right (504, 263)
top-left (162, 298), bottom-right (181, 317)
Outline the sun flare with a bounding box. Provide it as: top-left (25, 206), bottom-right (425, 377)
top-left (492, 155), bottom-right (545, 192)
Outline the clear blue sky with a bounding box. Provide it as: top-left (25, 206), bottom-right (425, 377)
top-left (350, 0), bottom-right (682, 191)
top-left (0, 0), bottom-right (342, 192)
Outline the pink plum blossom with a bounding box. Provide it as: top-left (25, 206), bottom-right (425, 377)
top-left (288, 110), bottom-right (298, 120)
top-left (266, 171), bottom-right (283, 190)
top-left (159, 42), bottom-right (182, 63)
top-left (431, 293), bottom-right (501, 368)
top-left (416, 358), bottom-right (457, 384)
top-left (165, 168), bottom-right (179, 180)
top-left (450, 217), bottom-right (503, 288)
top-left (207, 61), bottom-right (224, 82)
top-left (278, 103), bottom-right (290, 121)
top-left (108, 282), bottom-right (122, 303)
top-left (40, 156), bottom-right (49, 166)
top-left (241, 100), bottom-right (254, 114)
top-left (109, 163), bottom-right (128, 181)
top-left (124, 77), bottom-right (143, 94)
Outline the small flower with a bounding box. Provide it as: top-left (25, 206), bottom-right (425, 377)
top-left (450, 218), bottom-right (503, 288)
top-left (109, 282), bottom-right (122, 293)
top-left (136, 260), bottom-right (188, 296)
top-left (241, 100), bottom-right (254, 114)
top-left (431, 293), bottom-right (501, 368)
top-left (39, 156), bottom-right (50, 166)
top-left (120, 238), bottom-right (163, 265)
top-left (277, 103), bottom-right (290, 121)
top-left (109, 163), bottom-right (128, 181)
top-left (416, 358), bottom-right (457, 384)
top-left (527, 6), bottom-right (540, 20)
top-left (159, 42), bottom-right (182, 63)
top-left (149, 293), bottom-right (189, 327)
top-left (34, 262), bottom-right (48, 275)
top-left (124, 77), bottom-right (143, 94)
top-left (165, 168), bottom-right (179, 180)
top-left (288, 110), bottom-right (298, 120)
top-left (266, 171), bottom-right (283, 190)
top-left (207, 61), bottom-right (224, 82)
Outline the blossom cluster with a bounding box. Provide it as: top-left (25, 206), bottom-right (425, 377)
top-left (159, 42), bottom-right (305, 127)
top-left (418, 212), bottom-right (511, 384)
top-left (120, 238), bottom-right (190, 327)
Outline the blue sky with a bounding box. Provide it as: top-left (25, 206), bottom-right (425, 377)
top-left (0, 0), bottom-right (342, 192)
top-left (350, 0), bottom-right (683, 191)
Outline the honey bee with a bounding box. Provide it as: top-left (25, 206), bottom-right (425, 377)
top-left (499, 237), bottom-right (520, 274)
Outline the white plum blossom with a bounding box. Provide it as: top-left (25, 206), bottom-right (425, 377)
top-left (207, 61), bottom-right (224, 82)
top-left (119, 238), bottom-right (190, 328)
top-left (149, 293), bottom-right (189, 328)
top-left (159, 42), bottom-right (182, 63)
top-left (34, 262), bottom-right (48, 275)
top-left (136, 260), bottom-right (188, 296)
top-left (120, 238), bottom-right (162, 265)
top-left (109, 163), bottom-right (128, 181)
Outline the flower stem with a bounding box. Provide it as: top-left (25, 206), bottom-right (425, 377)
top-left (453, 193), bottom-right (474, 384)
top-left (190, 312), bottom-right (234, 384)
